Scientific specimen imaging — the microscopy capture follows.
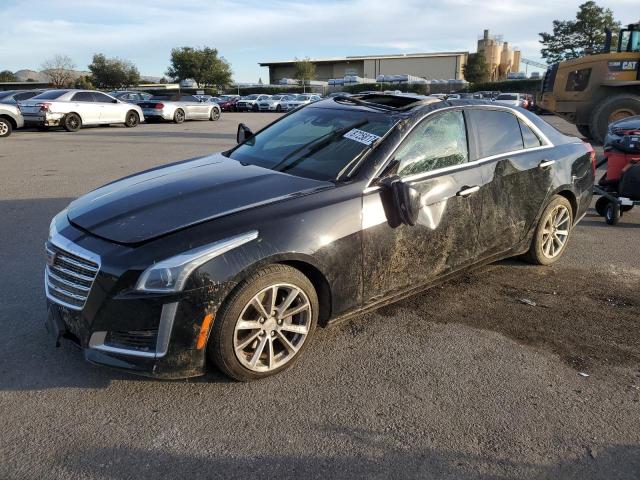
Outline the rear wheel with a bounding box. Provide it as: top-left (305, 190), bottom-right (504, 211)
top-left (210, 107), bottom-right (220, 121)
top-left (589, 94), bottom-right (640, 144)
top-left (63, 113), bottom-right (82, 132)
top-left (173, 109), bottom-right (185, 124)
top-left (208, 264), bottom-right (318, 381)
top-left (124, 111), bottom-right (139, 128)
top-left (595, 196), bottom-right (609, 217)
top-left (524, 195), bottom-right (573, 265)
top-left (605, 202), bottom-right (621, 225)
top-left (0, 118), bottom-right (12, 137)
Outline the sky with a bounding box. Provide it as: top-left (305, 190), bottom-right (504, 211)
top-left (0, 0), bottom-right (637, 82)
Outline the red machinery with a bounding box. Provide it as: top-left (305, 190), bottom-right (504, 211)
top-left (594, 129), bottom-right (640, 225)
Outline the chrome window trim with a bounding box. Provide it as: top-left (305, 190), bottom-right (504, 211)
top-left (44, 232), bottom-right (101, 311)
top-left (365, 104), bottom-right (555, 191)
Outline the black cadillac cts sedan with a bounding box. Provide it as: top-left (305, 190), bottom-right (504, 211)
top-left (45, 95), bottom-right (595, 381)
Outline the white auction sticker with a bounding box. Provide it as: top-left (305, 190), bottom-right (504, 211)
top-left (343, 129), bottom-right (381, 146)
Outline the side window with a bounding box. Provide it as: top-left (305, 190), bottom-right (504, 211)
top-left (395, 110), bottom-right (468, 177)
top-left (180, 95), bottom-right (198, 102)
top-left (519, 119), bottom-right (543, 148)
top-left (467, 109), bottom-right (524, 158)
top-left (72, 92), bottom-right (95, 102)
top-left (565, 68), bottom-right (591, 92)
top-left (93, 92), bottom-right (115, 103)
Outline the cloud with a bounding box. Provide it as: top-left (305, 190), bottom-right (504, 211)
top-left (0, 0), bottom-right (635, 81)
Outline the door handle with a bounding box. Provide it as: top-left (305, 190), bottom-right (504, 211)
top-left (538, 159), bottom-right (555, 169)
top-left (456, 185), bottom-right (480, 197)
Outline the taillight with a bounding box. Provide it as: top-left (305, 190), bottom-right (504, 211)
top-left (38, 102), bottom-right (52, 112)
top-left (583, 141), bottom-right (596, 176)
top-left (154, 103), bottom-right (164, 109)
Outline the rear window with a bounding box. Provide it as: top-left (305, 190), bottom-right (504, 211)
top-left (467, 109), bottom-right (524, 158)
top-left (32, 90), bottom-right (68, 100)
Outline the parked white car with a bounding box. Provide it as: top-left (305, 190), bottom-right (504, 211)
top-left (138, 94), bottom-right (221, 123)
top-left (0, 103), bottom-right (24, 138)
top-left (280, 94), bottom-right (322, 111)
top-left (493, 93), bottom-right (526, 108)
top-left (20, 89), bottom-right (144, 132)
top-left (257, 94), bottom-right (295, 112)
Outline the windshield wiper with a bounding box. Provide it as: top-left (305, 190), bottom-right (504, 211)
top-left (273, 119), bottom-right (369, 172)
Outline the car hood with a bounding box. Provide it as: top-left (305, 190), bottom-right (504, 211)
top-left (67, 154), bottom-right (332, 244)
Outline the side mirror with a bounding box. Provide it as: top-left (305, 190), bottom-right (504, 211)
top-left (236, 123), bottom-right (254, 144)
top-left (380, 176), bottom-right (421, 226)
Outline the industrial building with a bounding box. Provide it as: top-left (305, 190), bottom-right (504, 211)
top-left (259, 51), bottom-right (468, 85)
top-left (477, 29), bottom-right (521, 81)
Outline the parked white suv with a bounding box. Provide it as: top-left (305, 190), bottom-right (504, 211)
top-left (20, 89), bottom-right (144, 132)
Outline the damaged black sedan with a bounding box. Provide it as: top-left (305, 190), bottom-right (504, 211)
top-left (45, 95), bottom-right (595, 381)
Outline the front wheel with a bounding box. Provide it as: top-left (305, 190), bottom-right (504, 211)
top-left (605, 202), bottom-right (620, 225)
top-left (124, 111), bottom-right (139, 128)
top-left (208, 264), bottom-right (318, 381)
top-left (63, 113), bottom-right (82, 132)
top-left (0, 118), bottom-right (12, 138)
top-left (210, 108), bottom-right (220, 121)
top-left (524, 195), bottom-right (573, 265)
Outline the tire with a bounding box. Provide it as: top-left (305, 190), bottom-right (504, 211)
top-left (63, 113), bottom-right (82, 132)
top-left (576, 124), bottom-right (592, 139)
top-left (595, 196), bottom-right (609, 217)
top-left (252, 104), bottom-right (258, 112)
top-left (173, 109), bottom-right (185, 124)
top-left (276, 105), bottom-right (282, 112)
top-left (209, 107), bottom-right (220, 121)
top-left (605, 202), bottom-right (620, 225)
top-left (0, 118), bottom-right (12, 138)
top-left (124, 111), bottom-right (139, 128)
top-left (524, 195), bottom-right (573, 266)
top-left (208, 264), bottom-right (319, 381)
top-left (589, 94), bottom-right (640, 144)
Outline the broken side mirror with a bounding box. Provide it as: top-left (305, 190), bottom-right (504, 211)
top-left (380, 175), bottom-right (421, 227)
top-left (236, 123), bottom-right (254, 144)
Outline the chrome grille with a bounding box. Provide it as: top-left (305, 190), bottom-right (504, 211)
top-left (45, 241), bottom-right (100, 310)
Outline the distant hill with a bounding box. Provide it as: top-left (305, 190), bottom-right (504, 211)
top-left (10, 69), bottom-right (160, 84)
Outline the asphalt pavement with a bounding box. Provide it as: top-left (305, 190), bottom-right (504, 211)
top-left (0, 112), bottom-right (638, 480)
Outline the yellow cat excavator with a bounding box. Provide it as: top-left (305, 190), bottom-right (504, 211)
top-left (539, 23), bottom-right (640, 143)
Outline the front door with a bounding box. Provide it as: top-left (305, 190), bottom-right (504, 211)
top-left (70, 91), bottom-right (100, 124)
top-left (93, 92), bottom-right (123, 123)
top-left (361, 109), bottom-right (486, 303)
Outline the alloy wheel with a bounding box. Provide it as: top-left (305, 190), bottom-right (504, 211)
top-left (0, 121), bottom-right (8, 136)
top-left (541, 205), bottom-right (570, 259)
top-left (233, 283), bottom-right (311, 372)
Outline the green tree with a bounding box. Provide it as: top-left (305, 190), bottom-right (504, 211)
top-left (88, 54), bottom-right (140, 89)
top-left (159, 76), bottom-right (168, 84)
top-left (74, 75), bottom-right (94, 90)
top-left (0, 70), bottom-right (17, 82)
top-left (463, 54), bottom-right (490, 84)
top-left (293, 58), bottom-right (316, 93)
top-left (166, 47), bottom-right (232, 88)
top-left (539, 1), bottom-right (620, 64)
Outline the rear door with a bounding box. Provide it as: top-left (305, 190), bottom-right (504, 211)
top-left (361, 108), bottom-right (486, 302)
top-left (70, 91), bottom-right (100, 124)
top-left (467, 107), bottom-right (555, 256)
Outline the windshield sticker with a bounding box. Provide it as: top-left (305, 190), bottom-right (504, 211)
top-left (343, 129), bottom-right (381, 146)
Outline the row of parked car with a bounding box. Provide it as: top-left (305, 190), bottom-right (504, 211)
top-left (0, 89), bottom-right (223, 137)
top-left (209, 93), bottom-right (323, 112)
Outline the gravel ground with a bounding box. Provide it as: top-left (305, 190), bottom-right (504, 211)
top-left (0, 112), bottom-right (638, 480)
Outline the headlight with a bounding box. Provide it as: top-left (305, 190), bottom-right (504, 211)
top-left (135, 230), bottom-right (258, 293)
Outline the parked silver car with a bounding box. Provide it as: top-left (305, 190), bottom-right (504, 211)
top-left (20, 89), bottom-right (144, 132)
top-left (493, 93), bottom-right (526, 108)
top-left (257, 94), bottom-right (294, 112)
top-left (0, 103), bottom-right (24, 138)
top-left (109, 90), bottom-right (153, 104)
top-left (236, 94), bottom-right (271, 112)
top-left (138, 94), bottom-right (221, 123)
top-left (280, 94), bottom-right (322, 111)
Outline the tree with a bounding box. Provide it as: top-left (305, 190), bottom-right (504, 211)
top-left (539, 1), bottom-right (620, 64)
top-left (88, 54), bottom-right (140, 89)
top-left (0, 70), bottom-right (17, 82)
top-left (41, 54), bottom-right (76, 88)
top-left (166, 47), bottom-right (232, 88)
top-left (294, 58), bottom-right (316, 93)
top-left (463, 54), bottom-right (490, 84)
top-left (159, 77), bottom-right (168, 84)
top-left (74, 75), bottom-right (94, 90)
